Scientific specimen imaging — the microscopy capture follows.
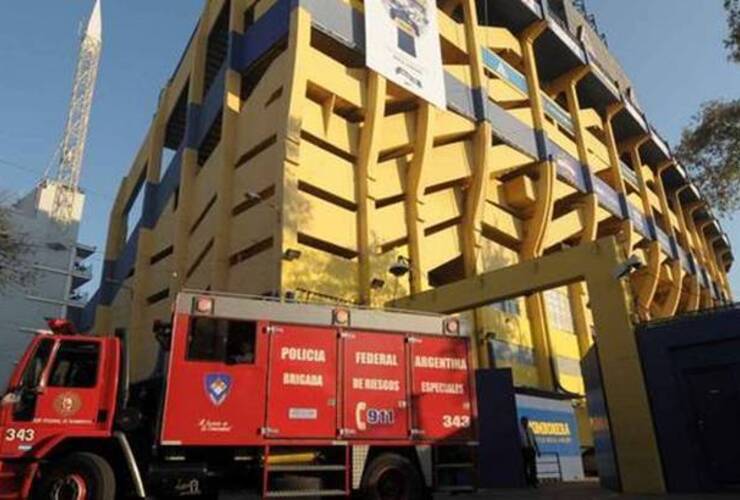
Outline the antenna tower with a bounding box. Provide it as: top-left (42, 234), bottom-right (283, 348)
top-left (51, 0), bottom-right (102, 223)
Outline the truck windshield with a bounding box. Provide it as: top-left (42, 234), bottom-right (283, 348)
top-left (17, 338), bottom-right (54, 390)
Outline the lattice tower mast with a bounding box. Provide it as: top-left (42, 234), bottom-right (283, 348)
top-left (52, 0), bottom-right (102, 223)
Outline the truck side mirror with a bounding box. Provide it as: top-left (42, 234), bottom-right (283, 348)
top-left (1, 390), bottom-right (21, 406)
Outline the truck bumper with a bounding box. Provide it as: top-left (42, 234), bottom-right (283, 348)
top-left (0, 461), bottom-right (37, 499)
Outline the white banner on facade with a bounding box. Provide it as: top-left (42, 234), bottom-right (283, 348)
top-left (364, 0), bottom-right (447, 109)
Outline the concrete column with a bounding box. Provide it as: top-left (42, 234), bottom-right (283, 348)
top-left (171, 3), bottom-right (210, 294)
top-left (211, 0), bottom-right (246, 291)
top-left (519, 20), bottom-right (556, 390)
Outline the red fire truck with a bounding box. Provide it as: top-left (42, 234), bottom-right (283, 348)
top-left (0, 291), bottom-right (477, 499)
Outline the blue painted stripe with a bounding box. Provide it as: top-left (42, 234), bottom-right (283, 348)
top-left (141, 181), bottom-right (159, 230)
top-left (688, 253), bottom-right (698, 275)
top-left (678, 247), bottom-right (691, 274)
top-left (491, 339), bottom-right (535, 366)
top-left (486, 99), bottom-right (540, 158)
top-left (481, 47), bottom-right (529, 94)
top-left (656, 226), bottom-right (673, 256)
top-left (492, 339), bottom-right (585, 378)
top-left (153, 147), bottom-right (183, 221)
top-left (197, 64), bottom-right (226, 147)
top-left (535, 130), bottom-right (549, 160)
top-left (230, 0), bottom-right (292, 72)
top-left (620, 161), bottom-right (639, 187)
top-left (185, 104), bottom-right (202, 150)
top-left (628, 202), bottom-right (651, 238)
top-left (543, 97), bottom-right (575, 133)
top-left (593, 176), bottom-right (623, 217)
top-left (78, 289), bottom-right (100, 331)
top-left (481, 47), bottom-right (574, 133)
top-left (669, 236), bottom-right (679, 261)
top-left (114, 225), bottom-right (140, 283)
top-left (444, 73), bottom-right (477, 121)
top-left (550, 141), bottom-right (587, 192)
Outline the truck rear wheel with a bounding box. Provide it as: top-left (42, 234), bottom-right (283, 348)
top-left (35, 452), bottom-right (116, 500)
top-left (360, 453), bottom-right (423, 500)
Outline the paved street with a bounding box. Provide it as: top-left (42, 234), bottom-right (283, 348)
top-left (435, 481), bottom-right (739, 499)
top-left (219, 481), bottom-right (739, 499)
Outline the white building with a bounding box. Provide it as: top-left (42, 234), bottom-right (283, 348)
top-left (0, 181), bottom-right (94, 386)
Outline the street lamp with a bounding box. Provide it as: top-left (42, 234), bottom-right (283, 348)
top-left (388, 256), bottom-right (410, 277)
top-left (388, 255), bottom-right (411, 299)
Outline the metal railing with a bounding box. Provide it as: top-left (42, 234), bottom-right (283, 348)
top-left (536, 452), bottom-right (563, 482)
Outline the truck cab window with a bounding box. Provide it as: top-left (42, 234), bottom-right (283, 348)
top-left (18, 339), bottom-right (54, 390)
top-left (48, 342), bottom-right (101, 388)
top-left (226, 320), bottom-right (256, 364)
top-left (13, 339), bottom-right (54, 422)
top-left (187, 317), bottom-right (256, 364)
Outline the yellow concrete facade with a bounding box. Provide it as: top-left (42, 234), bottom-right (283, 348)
top-left (87, 0), bottom-right (733, 408)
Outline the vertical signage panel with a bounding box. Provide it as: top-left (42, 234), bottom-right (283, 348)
top-left (342, 332), bottom-right (409, 439)
top-left (266, 325), bottom-right (338, 439)
top-left (410, 336), bottom-right (473, 441)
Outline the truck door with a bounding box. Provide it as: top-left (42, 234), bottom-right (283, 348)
top-left (5, 338), bottom-right (55, 424)
top-left (161, 314), bottom-right (268, 446)
top-left (32, 339), bottom-right (107, 428)
top-left (409, 336), bottom-right (474, 441)
top-left (2, 338), bottom-right (108, 456)
top-left (265, 324), bottom-right (337, 439)
top-left (342, 332), bottom-right (408, 439)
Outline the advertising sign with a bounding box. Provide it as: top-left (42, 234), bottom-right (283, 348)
top-left (364, 0), bottom-right (447, 108)
top-left (516, 394), bottom-right (585, 481)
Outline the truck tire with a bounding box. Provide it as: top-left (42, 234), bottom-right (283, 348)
top-left (360, 453), bottom-right (423, 500)
top-left (34, 452), bottom-right (116, 500)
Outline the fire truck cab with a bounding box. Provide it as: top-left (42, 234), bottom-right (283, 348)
top-left (0, 292), bottom-right (477, 499)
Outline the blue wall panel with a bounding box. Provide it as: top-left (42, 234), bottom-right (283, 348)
top-left (638, 308), bottom-right (740, 492)
top-left (581, 346), bottom-right (621, 491)
top-left (231, 0), bottom-right (292, 72)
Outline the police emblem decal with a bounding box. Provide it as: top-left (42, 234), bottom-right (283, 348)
top-left (204, 373), bottom-right (233, 406)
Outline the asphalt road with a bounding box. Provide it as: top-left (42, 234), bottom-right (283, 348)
top-left (218, 481), bottom-right (739, 499)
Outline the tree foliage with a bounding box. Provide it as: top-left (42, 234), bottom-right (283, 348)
top-left (726, 0), bottom-right (740, 63)
top-left (675, 100), bottom-right (740, 216)
top-left (0, 204), bottom-right (35, 292)
top-left (674, 2), bottom-right (740, 217)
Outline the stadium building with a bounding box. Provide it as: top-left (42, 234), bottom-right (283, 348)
top-left (79, 0), bottom-right (733, 485)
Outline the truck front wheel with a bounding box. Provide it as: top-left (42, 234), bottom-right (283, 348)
top-left (360, 453), bottom-right (423, 500)
top-left (35, 452), bottom-right (116, 500)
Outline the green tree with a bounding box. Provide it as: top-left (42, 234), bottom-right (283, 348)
top-left (675, 1), bottom-right (740, 217)
top-left (726, 0), bottom-right (740, 63)
top-left (0, 203), bottom-right (34, 292)
top-left (675, 100), bottom-right (740, 216)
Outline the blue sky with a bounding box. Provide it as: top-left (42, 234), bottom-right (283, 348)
top-left (0, 0), bottom-right (738, 294)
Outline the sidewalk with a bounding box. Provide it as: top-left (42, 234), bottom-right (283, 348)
top-left (436, 481), bottom-right (738, 499)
